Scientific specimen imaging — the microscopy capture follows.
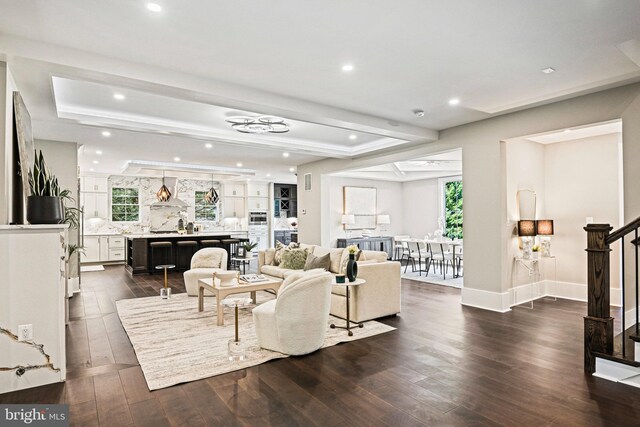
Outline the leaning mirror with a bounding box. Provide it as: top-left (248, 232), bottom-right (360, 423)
top-left (516, 189), bottom-right (536, 220)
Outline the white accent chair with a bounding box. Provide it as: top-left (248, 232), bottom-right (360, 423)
top-left (183, 248), bottom-right (228, 296)
top-left (252, 271), bottom-right (332, 355)
top-left (393, 235), bottom-right (410, 260)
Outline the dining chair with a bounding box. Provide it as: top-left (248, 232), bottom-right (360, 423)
top-left (430, 242), bottom-right (454, 279)
top-left (407, 240), bottom-right (431, 276)
top-left (393, 235), bottom-right (410, 260)
top-left (400, 240), bottom-right (412, 272)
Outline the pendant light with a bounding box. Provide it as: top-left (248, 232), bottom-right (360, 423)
top-left (156, 170), bottom-right (172, 202)
top-left (204, 174), bottom-right (219, 204)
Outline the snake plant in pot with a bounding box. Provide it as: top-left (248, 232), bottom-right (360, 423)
top-left (26, 150), bottom-right (64, 224)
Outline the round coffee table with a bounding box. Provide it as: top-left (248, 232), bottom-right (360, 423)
top-left (330, 278), bottom-right (366, 336)
top-left (155, 264), bottom-right (175, 299)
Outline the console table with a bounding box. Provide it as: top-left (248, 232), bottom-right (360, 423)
top-left (337, 236), bottom-right (393, 259)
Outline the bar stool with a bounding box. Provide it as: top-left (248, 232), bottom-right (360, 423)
top-left (221, 238), bottom-right (240, 269)
top-left (150, 241), bottom-right (173, 274)
top-left (200, 239), bottom-right (221, 249)
top-left (176, 240), bottom-right (198, 270)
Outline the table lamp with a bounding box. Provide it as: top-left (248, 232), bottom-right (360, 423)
top-left (536, 219), bottom-right (554, 257)
top-left (377, 214), bottom-right (390, 235)
top-left (342, 214), bottom-right (355, 238)
top-left (518, 220), bottom-right (536, 260)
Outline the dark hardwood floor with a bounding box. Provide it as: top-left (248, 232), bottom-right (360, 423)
top-left (3, 266), bottom-right (640, 426)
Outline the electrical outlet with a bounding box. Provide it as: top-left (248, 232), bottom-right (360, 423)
top-left (18, 324), bottom-right (32, 342)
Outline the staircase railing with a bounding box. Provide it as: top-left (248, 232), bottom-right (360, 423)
top-left (584, 218), bottom-right (640, 373)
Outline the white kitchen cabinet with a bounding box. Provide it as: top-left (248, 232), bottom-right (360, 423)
top-left (81, 176), bottom-right (108, 193)
top-left (82, 192), bottom-right (109, 219)
top-left (247, 183), bottom-right (269, 198)
top-left (82, 236), bottom-right (100, 263)
top-left (249, 232), bottom-right (269, 251)
top-left (81, 235), bottom-right (125, 263)
top-left (224, 183), bottom-right (245, 197)
top-left (108, 236), bottom-right (125, 261)
top-left (224, 197), bottom-right (246, 218)
top-left (247, 197), bottom-right (268, 211)
top-left (99, 236), bottom-right (109, 260)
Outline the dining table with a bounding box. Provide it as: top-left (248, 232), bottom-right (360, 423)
top-left (423, 239), bottom-right (463, 279)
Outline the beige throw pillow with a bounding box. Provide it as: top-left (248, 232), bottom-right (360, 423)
top-left (303, 252), bottom-right (331, 271)
top-left (264, 248), bottom-right (276, 265)
top-left (340, 249), bottom-right (362, 274)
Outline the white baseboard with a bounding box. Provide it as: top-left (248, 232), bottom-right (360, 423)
top-left (463, 281), bottom-right (626, 314)
top-left (461, 287), bottom-right (511, 313)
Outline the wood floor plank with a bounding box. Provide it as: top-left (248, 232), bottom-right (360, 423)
top-left (85, 317), bottom-right (116, 367)
top-left (4, 264), bottom-right (640, 426)
top-left (129, 398), bottom-right (171, 427)
top-left (93, 371), bottom-right (134, 427)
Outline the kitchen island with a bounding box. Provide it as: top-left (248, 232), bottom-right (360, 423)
top-left (125, 231), bottom-right (248, 275)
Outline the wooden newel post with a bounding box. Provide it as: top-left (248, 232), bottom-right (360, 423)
top-left (584, 224), bottom-right (614, 374)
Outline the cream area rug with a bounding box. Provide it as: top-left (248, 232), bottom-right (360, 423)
top-left (402, 267), bottom-right (463, 288)
top-left (116, 292), bottom-right (396, 390)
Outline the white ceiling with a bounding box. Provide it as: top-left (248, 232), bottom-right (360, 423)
top-left (525, 120), bottom-right (622, 144)
top-left (333, 150), bottom-right (462, 182)
top-left (1, 1), bottom-right (639, 178)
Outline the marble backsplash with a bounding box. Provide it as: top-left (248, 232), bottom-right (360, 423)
top-left (84, 176), bottom-right (245, 235)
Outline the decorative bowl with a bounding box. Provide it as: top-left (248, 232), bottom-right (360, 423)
top-left (214, 271), bottom-right (239, 287)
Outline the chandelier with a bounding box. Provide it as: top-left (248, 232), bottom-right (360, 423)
top-left (204, 174), bottom-right (219, 204)
top-left (225, 115), bottom-right (290, 134)
top-left (156, 171), bottom-right (171, 202)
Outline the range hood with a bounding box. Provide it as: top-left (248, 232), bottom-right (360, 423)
top-left (150, 177), bottom-right (190, 207)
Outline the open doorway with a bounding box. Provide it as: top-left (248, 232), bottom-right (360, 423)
top-left (329, 148), bottom-right (464, 289)
top-left (503, 120), bottom-right (623, 307)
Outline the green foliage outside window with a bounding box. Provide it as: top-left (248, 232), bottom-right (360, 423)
top-left (445, 181), bottom-right (463, 239)
top-left (195, 191), bottom-right (217, 221)
top-left (112, 187), bottom-right (139, 222)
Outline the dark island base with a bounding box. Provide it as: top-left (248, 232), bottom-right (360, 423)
top-left (125, 234), bottom-right (239, 275)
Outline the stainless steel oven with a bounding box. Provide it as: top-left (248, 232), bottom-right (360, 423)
top-left (249, 211), bottom-right (268, 225)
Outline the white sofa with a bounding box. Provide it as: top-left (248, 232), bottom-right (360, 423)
top-left (253, 270), bottom-right (332, 355)
top-left (258, 244), bottom-right (401, 322)
top-left (183, 248), bottom-right (228, 296)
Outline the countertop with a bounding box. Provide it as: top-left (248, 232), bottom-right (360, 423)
top-left (125, 230), bottom-right (248, 239)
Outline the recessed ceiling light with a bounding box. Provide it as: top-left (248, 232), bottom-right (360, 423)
top-left (89, 168), bottom-right (94, 172)
top-left (96, 150), bottom-right (103, 155)
top-left (283, 152), bottom-right (290, 158)
top-left (266, 173), bottom-right (271, 178)
top-left (349, 134), bottom-right (357, 140)
top-left (146, 2), bottom-right (162, 12)
top-left (564, 129), bottom-right (571, 133)
top-left (174, 157), bottom-right (180, 162)
top-left (289, 167), bottom-right (295, 172)
top-left (92, 160), bottom-right (99, 164)
top-left (541, 67), bottom-right (556, 74)
top-left (342, 64), bottom-right (354, 72)
top-left (448, 98), bottom-right (460, 106)
top-left (236, 162), bottom-right (243, 167)
top-left (101, 131), bottom-right (111, 137)
top-left (205, 143), bottom-right (212, 149)
top-left (113, 93), bottom-right (125, 100)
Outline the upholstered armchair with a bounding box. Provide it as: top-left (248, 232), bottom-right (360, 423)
top-left (252, 271), bottom-right (332, 355)
top-left (183, 248), bottom-right (228, 296)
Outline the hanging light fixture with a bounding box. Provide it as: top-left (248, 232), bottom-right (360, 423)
top-left (225, 115), bottom-right (290, 134)
top-left (156, 171), bottom-right (172, 202)
top-left (204, 174), bottom-right (219, 204)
